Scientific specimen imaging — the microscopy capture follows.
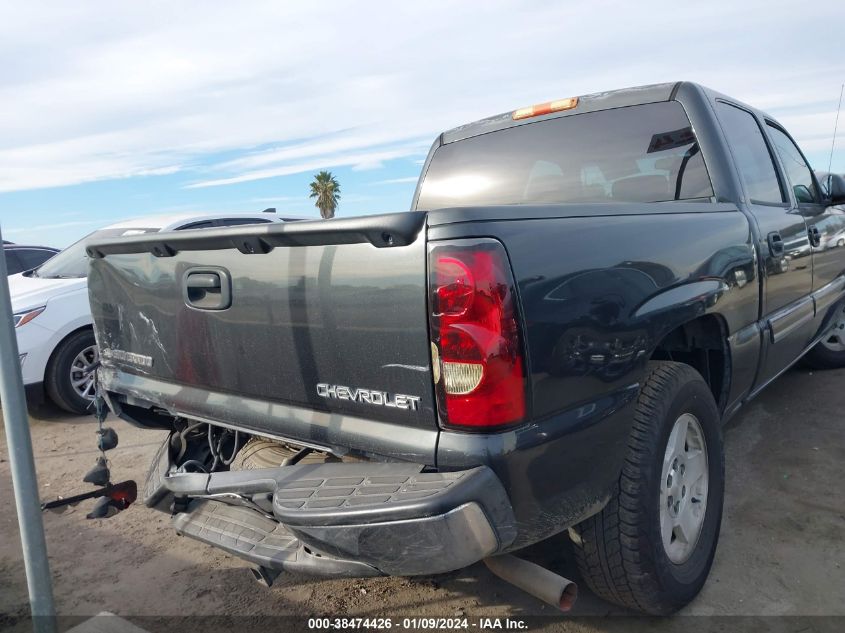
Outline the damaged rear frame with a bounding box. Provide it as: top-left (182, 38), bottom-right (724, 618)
top-left (144, 435), bottom-right (518, 577)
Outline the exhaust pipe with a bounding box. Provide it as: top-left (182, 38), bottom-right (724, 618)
top-left (484, 554), bottom-right (578, 612)
top-left (250, 566), bottom-right (281, 588)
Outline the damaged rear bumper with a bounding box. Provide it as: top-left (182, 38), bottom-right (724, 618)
top-left (145, 439), bottom-right (517, 577)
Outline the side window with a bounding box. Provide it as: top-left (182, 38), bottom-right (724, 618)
top-left (716, 102), bottom-right (784, 204)
top-left (176, 220), bottom-right (215, 230)
top-left (18, 248), bottom-right (55, 270)
top-left (4, 250), bottom-right (23, 275)
top-left (215, 218), bottom-right (272, 227)
top-left (766, 124), bottom-right (817, 203)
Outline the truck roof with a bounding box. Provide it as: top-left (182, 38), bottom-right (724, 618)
top-left (440, 82), bottom-right (770, 145)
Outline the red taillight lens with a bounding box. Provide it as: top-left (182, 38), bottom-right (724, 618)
top-left (435, 257), bottom-right (475, 316)
top-left (429, 239), bottom-right (526, 429)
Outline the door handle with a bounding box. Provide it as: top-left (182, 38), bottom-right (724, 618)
top-left (767, 231), bottom-right (785, 257)
top-left (183, 268), bottom-right (231, 310)
top-left (808, 226), bottom-right (821, 248)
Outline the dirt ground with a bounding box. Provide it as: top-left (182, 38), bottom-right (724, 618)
top-left (1, 366), bottom-right (844, 632)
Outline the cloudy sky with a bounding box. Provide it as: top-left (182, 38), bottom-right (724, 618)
top-left (1, 0), bottom-right (844, 247)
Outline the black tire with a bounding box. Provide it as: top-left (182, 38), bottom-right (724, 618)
top-left (45, 329), bottom-right (97, 415)
top-left (802, 325), bottom-right (845, 370)
top-left (569, 361), bottom-right (724, 615)
top-left (231, 438), bottom-right (342, 470)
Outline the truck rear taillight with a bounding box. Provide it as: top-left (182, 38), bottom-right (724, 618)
top-left (428, 239), bottom-right (526, 429)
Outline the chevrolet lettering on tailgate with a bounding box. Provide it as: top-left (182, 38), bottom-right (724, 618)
top-left (316, 383), bottom-right (422, 411)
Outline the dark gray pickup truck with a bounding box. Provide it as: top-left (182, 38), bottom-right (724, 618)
top-left (87, 82), bottom-right (845, 614)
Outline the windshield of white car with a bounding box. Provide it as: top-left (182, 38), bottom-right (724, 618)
top-left (33, 227), bottom-right (160, 279)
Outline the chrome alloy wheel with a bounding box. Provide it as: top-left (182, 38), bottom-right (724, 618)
top-left (70, 344), bottom-right (99, 401)
top-left (820, 306), bottom-right (845, 352)
top-left (660, 412), bottom-right (709, 564)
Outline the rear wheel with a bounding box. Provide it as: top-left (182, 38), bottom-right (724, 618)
top-left (45, 329), bottom-right (99, 415)
top-left (803, 304), bottom-right (845, 369)
top-left (570, 361), bottom-right (724, 614)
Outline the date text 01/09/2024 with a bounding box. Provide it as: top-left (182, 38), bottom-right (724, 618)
top-left (306, 617), bottom-right (529, 630)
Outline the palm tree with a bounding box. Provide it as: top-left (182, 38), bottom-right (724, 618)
top-left (309, 171), bottom-right (341, 219)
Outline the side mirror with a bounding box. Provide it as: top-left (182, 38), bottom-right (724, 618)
top-left (794, 184), bottom-right (815, 203)
top-left (821, 173), bottom-right (845, 206)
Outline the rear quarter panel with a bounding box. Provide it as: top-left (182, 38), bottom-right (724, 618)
top-left (429, 206), bottom-right (758, 545)
top-left (429, 206), bottom-right (758, 419)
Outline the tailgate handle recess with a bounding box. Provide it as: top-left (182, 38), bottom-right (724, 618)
top-left (183, 268), bottom-right (231, 310)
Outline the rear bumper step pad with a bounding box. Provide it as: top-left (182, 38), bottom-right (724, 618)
top-left (151, 448), bottom-right (517, 576)
top-left (173, 499), bottom-right (379, 577)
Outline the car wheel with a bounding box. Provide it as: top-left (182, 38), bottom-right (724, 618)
top-left (569, 361), bottom-right (724, 614)
top-left (803, 304), bottom-right (845, 369)
top-left (45, 329), bottom-right (98, 415)
top-left (838, 238), bottom-right (844, 248)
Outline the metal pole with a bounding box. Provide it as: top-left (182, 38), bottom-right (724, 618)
top-left (0, 225), bottom-right (56, 633)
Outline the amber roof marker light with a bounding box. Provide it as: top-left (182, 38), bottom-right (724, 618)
top-left (512, 97), bottom-right (579, 121)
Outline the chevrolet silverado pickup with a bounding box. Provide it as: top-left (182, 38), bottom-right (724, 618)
top-left (86, 82), bottom-right (845, 614)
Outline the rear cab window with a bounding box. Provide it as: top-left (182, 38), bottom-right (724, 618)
top-left (416, 101), bottom-right (714, 209)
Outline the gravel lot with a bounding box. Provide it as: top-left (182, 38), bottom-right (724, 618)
top-left (2, 366), bottom-right (844, 631)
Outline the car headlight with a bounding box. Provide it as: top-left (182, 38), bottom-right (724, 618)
top-left (13, 306), bottom-right (45, 328)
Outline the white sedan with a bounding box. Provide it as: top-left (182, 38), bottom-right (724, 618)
top-left (11, 211), bottom-right (303, 414)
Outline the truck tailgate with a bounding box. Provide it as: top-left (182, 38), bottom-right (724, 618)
top-left (87, 213), bottom-right (438, 453)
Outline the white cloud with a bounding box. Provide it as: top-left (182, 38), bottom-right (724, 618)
top-left (186, 143), bottom-right (427, 188)
top-left (0, 0), bottom-right (844, 193)
top-left (2, 219), bottom-right (101, 235)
